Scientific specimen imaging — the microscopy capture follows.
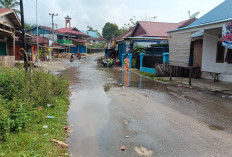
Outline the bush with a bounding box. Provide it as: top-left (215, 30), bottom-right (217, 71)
top-left (0, 67), bottom-right (69, 142)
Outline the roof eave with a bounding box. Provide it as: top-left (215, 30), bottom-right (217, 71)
top-left (168, 18), bottom-right (232, 33)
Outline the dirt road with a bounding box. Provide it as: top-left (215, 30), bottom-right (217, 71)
top-left (66, 54), bottom-right (232, 157)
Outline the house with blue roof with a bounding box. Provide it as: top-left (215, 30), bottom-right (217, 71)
top-left (168, 0), bottom-right (232, 83)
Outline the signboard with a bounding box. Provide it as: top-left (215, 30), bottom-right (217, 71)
top-left (222, 22), bottom-right (232, 49)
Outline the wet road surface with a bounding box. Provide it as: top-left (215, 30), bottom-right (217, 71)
top-left (66, 54), bottom-right (232, 157)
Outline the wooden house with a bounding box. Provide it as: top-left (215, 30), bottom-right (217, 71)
top-left (0, 8), bottom-right (21, 66)
top-left (168, 0), bottom-right (232, 83)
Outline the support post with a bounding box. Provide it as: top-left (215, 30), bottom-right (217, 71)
top-left (128, 53), bottom-right (132, 68)
top-left (189, 67), bottom-right (192, 86)
top-left (20, 0), bottom-right (28, 71)
top-left (169, 65), bottom-right (172, 81)
top-left (140, 53), bottom-right (145, 71)
top-left (13, 29), bottom-right (15, 57)
top-left (49, 13), bottom-right (58, 43)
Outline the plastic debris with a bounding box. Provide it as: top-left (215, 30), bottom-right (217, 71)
top-left (51, 139), bottom-right (69, 148)
top-left (39, 106), bottom-right (43, 111)
top-left (46, 116), bottom-right (55, 119)
top-left (47, 104), bottom-right (52, 107)
top-left (178, 85), bottom-right (182, 87)
top-left (64, 126), bottom-right (73, 133)
top-left (124, 120), bottom-right (128, 125)
top-left (121, 145), bottom-right (126, 151)
top-left (43, 125), bottom-right (48, 129)
top-left (125, 136), bottom-right (129, 138)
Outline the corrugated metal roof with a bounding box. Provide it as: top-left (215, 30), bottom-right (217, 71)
top-left (0, 8), bottom-right (12, 14)
top-left (133, 20), bottom-right (188, 38)
top-left (40, 26), bottom-right (64, 35)
top-left (32, 35), bottom-right (49, 45)
top-left (81, 30), bottom-right (99, 38)
top-left (72, 38), bottom-right (87, 43)
top-left (176, 0), bottom-right (232, 30)
top-left (114, 27), bottom-right (135, 41)
top-left (58, 27), bottom-right (89, 36)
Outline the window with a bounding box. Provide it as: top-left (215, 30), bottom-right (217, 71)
top-left (216, 42), bottom-right (225, 63)
top-left (226, 49), bottom-right (232, 63)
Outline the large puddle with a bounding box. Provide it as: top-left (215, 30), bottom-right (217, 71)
top-left (59, 54), bottom-right (232, 156)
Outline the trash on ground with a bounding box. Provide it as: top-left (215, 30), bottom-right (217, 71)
top-left (125, 136), bottom-right (129, 138)
top-left (124, 120), bottom-right (128, 125)
top-left (134, 146), bottom-right (153, 156)
top-left (222, 95), bottom-right (226, 98)
top-left (46, 116), bottom-right (55, 119)
top-left (43, 125), bottom-right (48, 129)
top-left (43, 134), bottom-right (48, 136)
top-left (178, 85), bottom-right (182, 87)
top-left (39, 106), bottom-right (43, 111)
top-left (64, 126), bottom-right (73, 133)
top-left (47, 104), bottom-right (52, 107)
top-left (51, 139), bottom-right (69, 148)
top-left (121, 145), bottom-right (126, 151)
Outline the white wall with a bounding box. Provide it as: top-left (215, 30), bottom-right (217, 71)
top-left (202, 30), bottom-right (232, 83)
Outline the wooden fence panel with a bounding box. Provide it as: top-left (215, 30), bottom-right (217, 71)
top-left (169, 32), bottom-right (191, 67)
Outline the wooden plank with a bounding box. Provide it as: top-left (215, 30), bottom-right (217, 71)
top-left (169, 32), bottom-right (191, 67)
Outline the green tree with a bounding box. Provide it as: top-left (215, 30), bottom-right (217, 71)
top-left (0, 0), bottom-right (20, 13)
top-left (87, 25), bottom-right (94, 31)
top-left (102, 22), bottom-right (120, 41)
top-left (25, 23), bottom-right (36, 31)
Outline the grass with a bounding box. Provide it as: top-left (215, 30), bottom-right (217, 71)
top-left (155, 78), bottom-right (169, 82)
top-left (0, 67), bottom-right (69, 156)
top-left (138, 71), bottom-right (156, 79)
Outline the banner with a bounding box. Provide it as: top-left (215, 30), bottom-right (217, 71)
top-left (222, 22), bottom-right (232, 49)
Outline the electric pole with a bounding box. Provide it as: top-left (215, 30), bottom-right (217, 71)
top-left (36, 0), bottom-right (39, 55)
top-left (49, 13), bottom-right (58, 43)
top-left (20, 0), bottom-right (28, 70)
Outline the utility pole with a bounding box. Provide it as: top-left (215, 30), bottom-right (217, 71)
top-left (49, 13), bottom-right (58, 43)
top-left (20, 0), bottom-right (28, 70)
top-left (36, 0), bottom-right (39, 55)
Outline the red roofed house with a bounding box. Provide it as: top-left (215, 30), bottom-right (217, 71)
top-left (113, 19), bottom-right (196, 73)
top-left (0, 8), bottom-right (21, 66)
top-left (57, 16), bottom-right (89, 53)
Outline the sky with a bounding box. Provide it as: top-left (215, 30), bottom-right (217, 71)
top-left (22, 0), bottom-right (224, 32)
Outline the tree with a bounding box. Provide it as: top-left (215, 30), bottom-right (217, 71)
top-left (0, 0), bottom-right (20, 13)
top-left (102, 22), bottom-right (120, 41)
top-left (87, 25), bottom-right (94, 31)
top-left (124, 16), bottom-right (137, 29)
top-left (25, 23), bottom-right (36, 31)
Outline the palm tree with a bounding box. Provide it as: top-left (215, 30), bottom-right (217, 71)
top-left (0, 0), bottom-right (19, 13)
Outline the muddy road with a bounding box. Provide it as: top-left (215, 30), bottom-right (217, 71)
top-left (65, 54), bottom-right (232, 157)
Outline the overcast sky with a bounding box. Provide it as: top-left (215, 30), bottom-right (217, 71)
top-left (23, 0), bottom-right (224, 32)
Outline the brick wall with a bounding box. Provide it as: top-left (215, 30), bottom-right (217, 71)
top-left (193, 39), bottom-right (203, 68)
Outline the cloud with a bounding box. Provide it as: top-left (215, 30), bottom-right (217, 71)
top-left (23, 0), bottom-right (224, 33)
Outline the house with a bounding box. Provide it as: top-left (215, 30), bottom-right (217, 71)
top-left (27, 25), bottom-right (65, 43)
top-left (168, 0), bottom-right (232, 83)
top-left (57, 16), bottom-right (89, 53)
top-left (87, 37), bottom-right (107, 45)
top-left (113, 27), bottom-right (135, 66)
top-left (113, 19), bottom-right (196, 72)
top-left (0, 8), bottom-right (21, 66)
